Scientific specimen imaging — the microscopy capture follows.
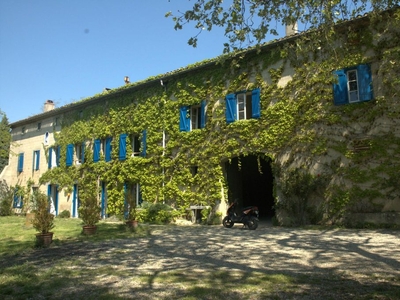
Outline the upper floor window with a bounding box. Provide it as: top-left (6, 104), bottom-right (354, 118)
top-left (226, 88), bottom-right (261, 123)
top-left (333, 64), bottom-right (373, 105)
top-left (93, 137), bottom-right (112, 162)
top-left (75, 143), bottom-right (85, 165)
top-left (118, 131), bottom-right (147, 161)
top-left (179, 100), bottom-right (206, 132)
top-left (48, 146), bottom-right (60, 169)
top-left (21, 127), bottom-right (26, 134)
top-left (37, 122), bottom-right (41, 130)
top-left (17, 153), bottom-right (24, 173)
top-left (33, 150), bottom-right (40, 171)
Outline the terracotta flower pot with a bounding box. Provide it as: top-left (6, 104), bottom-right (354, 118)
top-left (125, 220), bottom-right (138, 228)
top-left (36, 232), bottom-right (53, 247)
top-left (82, 225), bottom-right (97, 235)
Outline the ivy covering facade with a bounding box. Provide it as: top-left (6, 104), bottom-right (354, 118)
top-left (6, 9), bottom-right (400, 226)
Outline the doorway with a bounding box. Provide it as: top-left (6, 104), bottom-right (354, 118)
top-left (224, 154), bottom-right (274, 218)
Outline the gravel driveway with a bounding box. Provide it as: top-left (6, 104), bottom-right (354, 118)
top-left (2, 221), bottom-right (400, 299)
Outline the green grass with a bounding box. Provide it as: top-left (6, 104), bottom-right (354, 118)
top-left (0, 215), bottom-right (150, 256)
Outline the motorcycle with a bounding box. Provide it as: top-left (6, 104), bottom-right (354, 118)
top-left (222, 201), bottom-right (259, 230)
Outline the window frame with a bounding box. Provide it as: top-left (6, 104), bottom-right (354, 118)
top-left (33, 150), bottom-right (40, 171)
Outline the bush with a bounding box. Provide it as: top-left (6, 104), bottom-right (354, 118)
top-left (0, 180), bottom-right (14, 216)
top-left (57, 210), bottom-right (71, 218)
top-left (137, 202), bottom-right (179, 224)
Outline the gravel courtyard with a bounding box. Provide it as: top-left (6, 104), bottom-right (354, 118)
top-left (2, 222), bottom-right (400, 299)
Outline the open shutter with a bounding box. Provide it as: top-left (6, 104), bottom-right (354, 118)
top-left (251, 88), bottom-right (261, 119)
top-left (357, 64), bottom-right (373, 102)
top-left (225, 93), bottom-right (237, 123)
top-left (333, 69), bottom-right (348, 105)
top-left (105, 137), bottom-right (112, 162)
top-left (93, 139), bottom-right (101, 162)
top-left (119, 134), bottom-right (127, 160)
top-left (141, 130), bottom-right (147, 157)
top-left (200, 100), bottom-right (206, 128)
top-left (66, 144), bottom-right (74, 166)
top-left (48, 147), bottom-right (53, 169)
top-left (81, 142), bottom-right (85, 163)
top-left (17, 153), bottom-right (24, 172)
top-left (179, 106), bottom-right (190, 132)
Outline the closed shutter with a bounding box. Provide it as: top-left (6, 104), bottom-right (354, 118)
top-left (119, 134), bottom-right (127, 160)
top-left (333, 69), bottom-right (348, 105)
top-left (251, 88), bottom-right (261, 119)
top-left (48, 147), bottom-right (53, 169)
top-left (17, 153), bottom-right (24, 172)
top-left (179, 106), bottom-right (190, 132)
top-left (225, 93), bottom-right (237, 123)
top-left (93, 139), bottom-right (101, 162)
top-left (105, 137), bottom-right (112, 162)
top-left (200, 100), bottom-right (206, 128)
top-left (357, 64), bottom-right (373, 102)
top-left (66, 144), bottom-right (74, 166)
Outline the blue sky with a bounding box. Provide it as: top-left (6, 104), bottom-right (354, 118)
top-left (0, 1), bottom-right (284, 123)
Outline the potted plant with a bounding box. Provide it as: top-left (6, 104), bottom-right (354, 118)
top-left (78, 182), bottom-right (101, 235)
top-left (31, 191), bottom-right (55, 247)
top-left (125, 192), bottom-right (138, 228)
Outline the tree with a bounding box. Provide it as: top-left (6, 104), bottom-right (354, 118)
top-left (0, 111), bottom-right (11, 173)
top-left (167, 0), bottom-right (399, 52)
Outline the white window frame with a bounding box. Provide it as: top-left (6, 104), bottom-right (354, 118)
top-left (33, 150), bottom-right (40, 171)
top-left (75, 143), bottom-right (82, 165)
top-left (130, 134), bottom-right (141, 157)
top-left (190, 105), bottom-right (201, 130)
top-left (128, 183), bottom-right (141, 207)
top-left (347, 69), bottom-right (359, 103)
top-left (236, 92), bottom-right (252, 120)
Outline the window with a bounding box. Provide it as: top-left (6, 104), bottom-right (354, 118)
top-left (37, 122), bottom-right (41, 130)
top-left (179, 100), bottom-right (206, 132)
top-left (48, 146), bottom-right (60, 168)
top-left (21, 127), bottom-right (26, 134)
top-left (226, 88), bottom-right (261, 123)
top-left (125, 183), bottom-right (142, 207)
top-left (13, 189), bottom-right (23, 208)
top-left (54, 117), bottom-right (60, 126)
top-left (93, 137), bottom-right (112, 162)
top-left (190, 166), bottom-right (198, 177)
top-left (333, 64), bottom-right (373, 105)
top-left (33, 150), bottom-right (40, 171)
top-left (17, 153), bottom-right (24, 173)
top-left (131, 134), bottom-right (141, 157)
top-left (75, 143), bottom-right (85, 164)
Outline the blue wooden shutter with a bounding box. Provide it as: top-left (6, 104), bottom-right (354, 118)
top-left (47, 184), bottom-right (52, 198)
top-left (13, 189), bottom-right (19, 208)
top-left (81, 142), bottom-right (85, 163)
top-left (179, 106), bottom-right (190, 132)
top-left (333, 69), bottom-right (348, 105)
top-left (66, 144), bottom-right (74, 166)
top-left (56, 146), bottom-right (60, 167)
top-left (17, 153), bottom-right (24, 172)
top-left (200, 100), bottom-right (206, 128)
top-left (105, 137), bottom-right (112, 162)
top-left (119, 134), bottom-right (127, 160)
top-left (357, 64), bottom-right (373, 102)
top-left (141, 130), bottom-right (147, 157)
top-left (251, 88), bottom-right (261, 119)
top-left (93, 139), bottom-right (101, 162)
top-left (225, 93), bottom-right (237, 123)
top-left (48, 147), bottom-right (53, 169)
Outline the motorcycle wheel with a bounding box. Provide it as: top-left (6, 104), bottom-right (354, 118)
top-left (247, 217), bottom-right (258, 230)
top-left (222, 216), bottom-right (234, 228)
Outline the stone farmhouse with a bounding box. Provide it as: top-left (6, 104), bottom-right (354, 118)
top-left (1, 8), bottom-right (399, 226)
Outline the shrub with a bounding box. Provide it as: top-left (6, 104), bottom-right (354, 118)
top-left (0, 180), bottom-right (13, 216)
top-left (57, 210), bottom-right (71, 218)
top-left (137, 202), bottom-right (179, 224)
top-left (31, 191), bottom-right (55, 234)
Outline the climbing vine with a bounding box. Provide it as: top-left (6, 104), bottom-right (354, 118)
top-left (38, 10), bottom-right (400, 225)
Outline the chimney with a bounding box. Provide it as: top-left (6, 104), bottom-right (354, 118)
top-left (43, 100), bottom-right (55, 112)
top-left (124, 76), bottom-right (130, 85)
top-left (285, 22), bottom-right (298, 36)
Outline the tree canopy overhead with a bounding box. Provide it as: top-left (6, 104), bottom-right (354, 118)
top-left (166, 0), bottom-right (399, 52)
